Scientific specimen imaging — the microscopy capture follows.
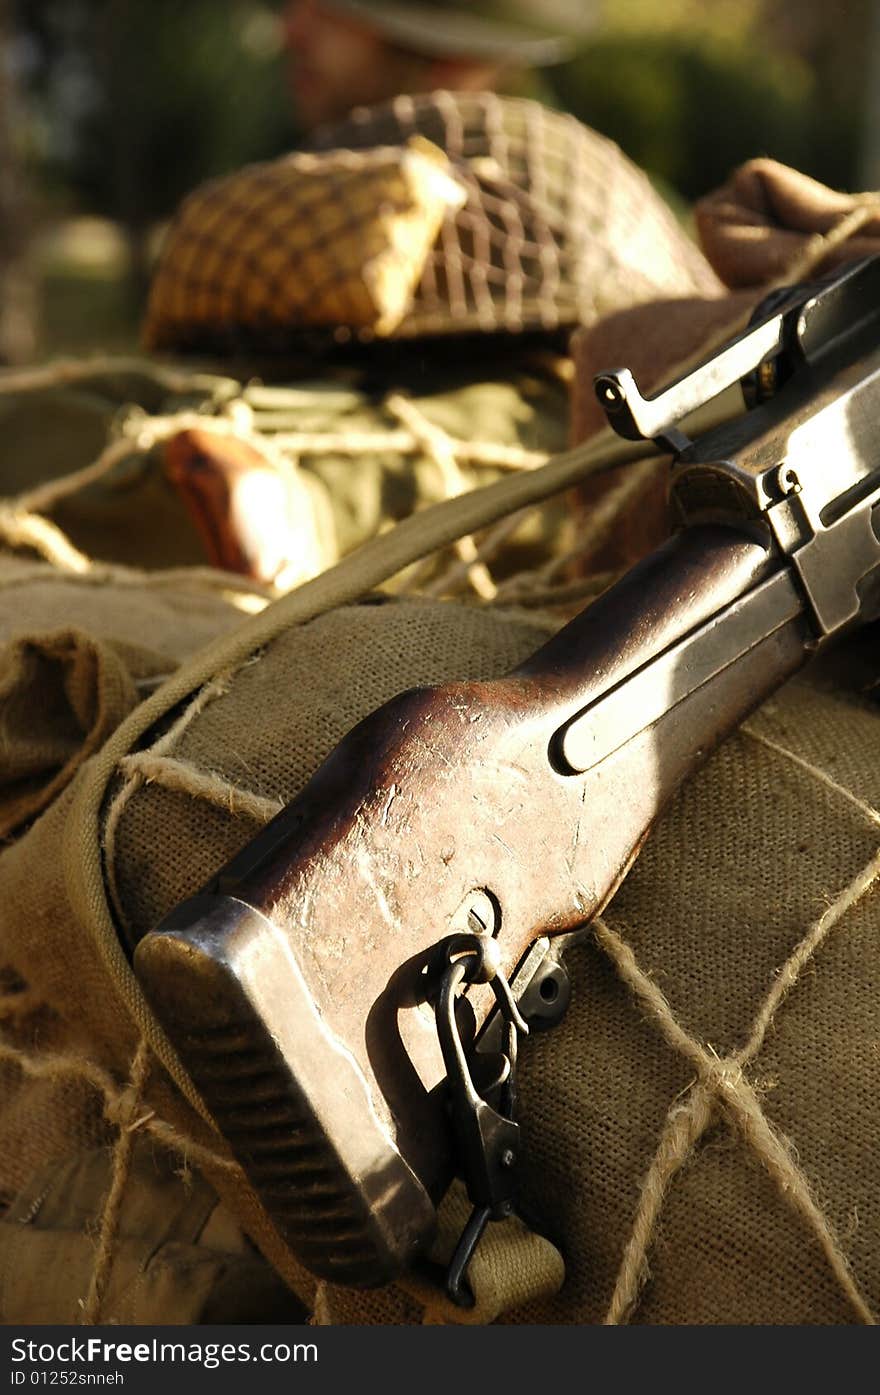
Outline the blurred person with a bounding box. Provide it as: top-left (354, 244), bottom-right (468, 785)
top-left (281, 0), bottom-right (581, 129)
top-left (140, 0), bottom-right (720, 588)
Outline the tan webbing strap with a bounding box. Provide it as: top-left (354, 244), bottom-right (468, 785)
top-left (312, 1182), bottom-right (565, 1325)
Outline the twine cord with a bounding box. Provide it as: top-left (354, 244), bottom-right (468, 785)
top-left (490, 458), bottom-right (658, 609)
top-left (741, 723), bottom-right (880, 833)
top-left (420, 506), bottom-right (531, 598)
top-left (385, 393), bottom-right (499, 599)
top-left (0, 383), bottom-right (567, 601)
top-left (0, 557), bottom-right (273, 602)
top-left (0, 1038), bottom-right (237, 1179)
top-left (102, 668), bottom-right (238, 928)
top-left (596, 838), bottom-right (880, 1326)
top-left (771, 199), bottom-right (880, 290)
top-left (0, 507), bottom-right (92, 574)
top-left (79, 1040), bottom-right (151, 1325)
top-left (270, 427), bottom-right (547, 471)
top-left (0, 355), bottom-right (241, 400)
top-left (118, 752), bottom-right (283, 824)
top-left (489, 571), bottom-right (617, 612)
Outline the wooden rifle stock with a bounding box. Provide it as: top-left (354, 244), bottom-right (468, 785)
top-left (134, 523), bottom-right (810, 1286)
top-left (135, 256), bottom-right (880, 1291)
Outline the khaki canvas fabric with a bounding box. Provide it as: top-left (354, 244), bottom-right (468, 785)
top-left (2, 549), bottom-right (880, 1321)
top-left (0, 1142), bottom-right (304, 1324)
top-left (0, 592), bottom-right (567, 1321)
top-left (0, 558), bottom-right (261, 838)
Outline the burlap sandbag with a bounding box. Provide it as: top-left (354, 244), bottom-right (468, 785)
top-left (2, 264), bottom-right (878, 1320)
top-left (111, 618), bottom-right (880, 1326)
top-left (0, 555), bottom-right (271, 1259)
top-left (2, 548), bottom-right (880, 1322)
top-left (0, 591), bottom-right (565, 1320)
top-left (0, 557), bottom-right (266, 839)
top-left (143, 91), bottom-right (721, 356)
top-left (0, 394), bottom-right (643, 1322)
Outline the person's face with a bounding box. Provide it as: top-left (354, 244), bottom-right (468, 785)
top-left (282, 0), bottom-right (423, 128)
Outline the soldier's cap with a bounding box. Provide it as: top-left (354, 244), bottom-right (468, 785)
top-left (317, 0), bottom-right (594, 66)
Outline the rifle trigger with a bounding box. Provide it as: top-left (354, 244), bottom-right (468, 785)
top-left (445, 1206), bottom-right (492, 1309)
top-left (432, 932), bottom-right (530, 1307)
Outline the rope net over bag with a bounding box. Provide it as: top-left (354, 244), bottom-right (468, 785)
top-left (310, 91), bottom-right (722, 339)
top-left (143, 138), bottom-right (468, 351)
top-left (1, 93), bottom-right (727, 607)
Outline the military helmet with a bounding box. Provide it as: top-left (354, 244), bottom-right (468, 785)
top-left (315, 0), bottom-right (595, 65)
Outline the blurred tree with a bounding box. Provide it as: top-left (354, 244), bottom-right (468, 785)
top-left (862, 0), bottom-right (880, 186)
top-left (11, 0), bottom-right (875, 358)
top-left (597, 0), bottom-right (764, 40)
top-left (550, 29), bottom-right (812, 200)
top-left (15, 0), bottom-right (293, 305)
top-left (762, 0), bottom-right (874, 189)
top-left (0, 0), bottom-right (37, 361)
top-left (559, 0), bottom-right (875, 197)
top-left (88, 0), bottom-right (291, 300)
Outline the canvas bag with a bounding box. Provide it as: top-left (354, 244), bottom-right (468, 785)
top-left (1, 403), bottom-right (879, 1324)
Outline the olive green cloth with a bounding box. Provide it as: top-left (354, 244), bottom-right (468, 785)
top-left (0, 558), bottom-right (263, 839)
top-left (0, 354), bottom-right (570, 577)
top-left (0, 1142), bottom-right (306, 1324)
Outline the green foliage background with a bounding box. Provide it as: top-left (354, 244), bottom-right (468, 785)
top-left (16, 0), bottom-right (874, 220)
top-left (8, 0), bottom-right (878, 357)
top-left (17, 1), bottom-right (293, 228)
top-left (551, 35), bottom-right (813, 199)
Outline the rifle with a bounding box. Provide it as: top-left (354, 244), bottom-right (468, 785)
top-left (134, 255), bottom-right (880, 1303)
